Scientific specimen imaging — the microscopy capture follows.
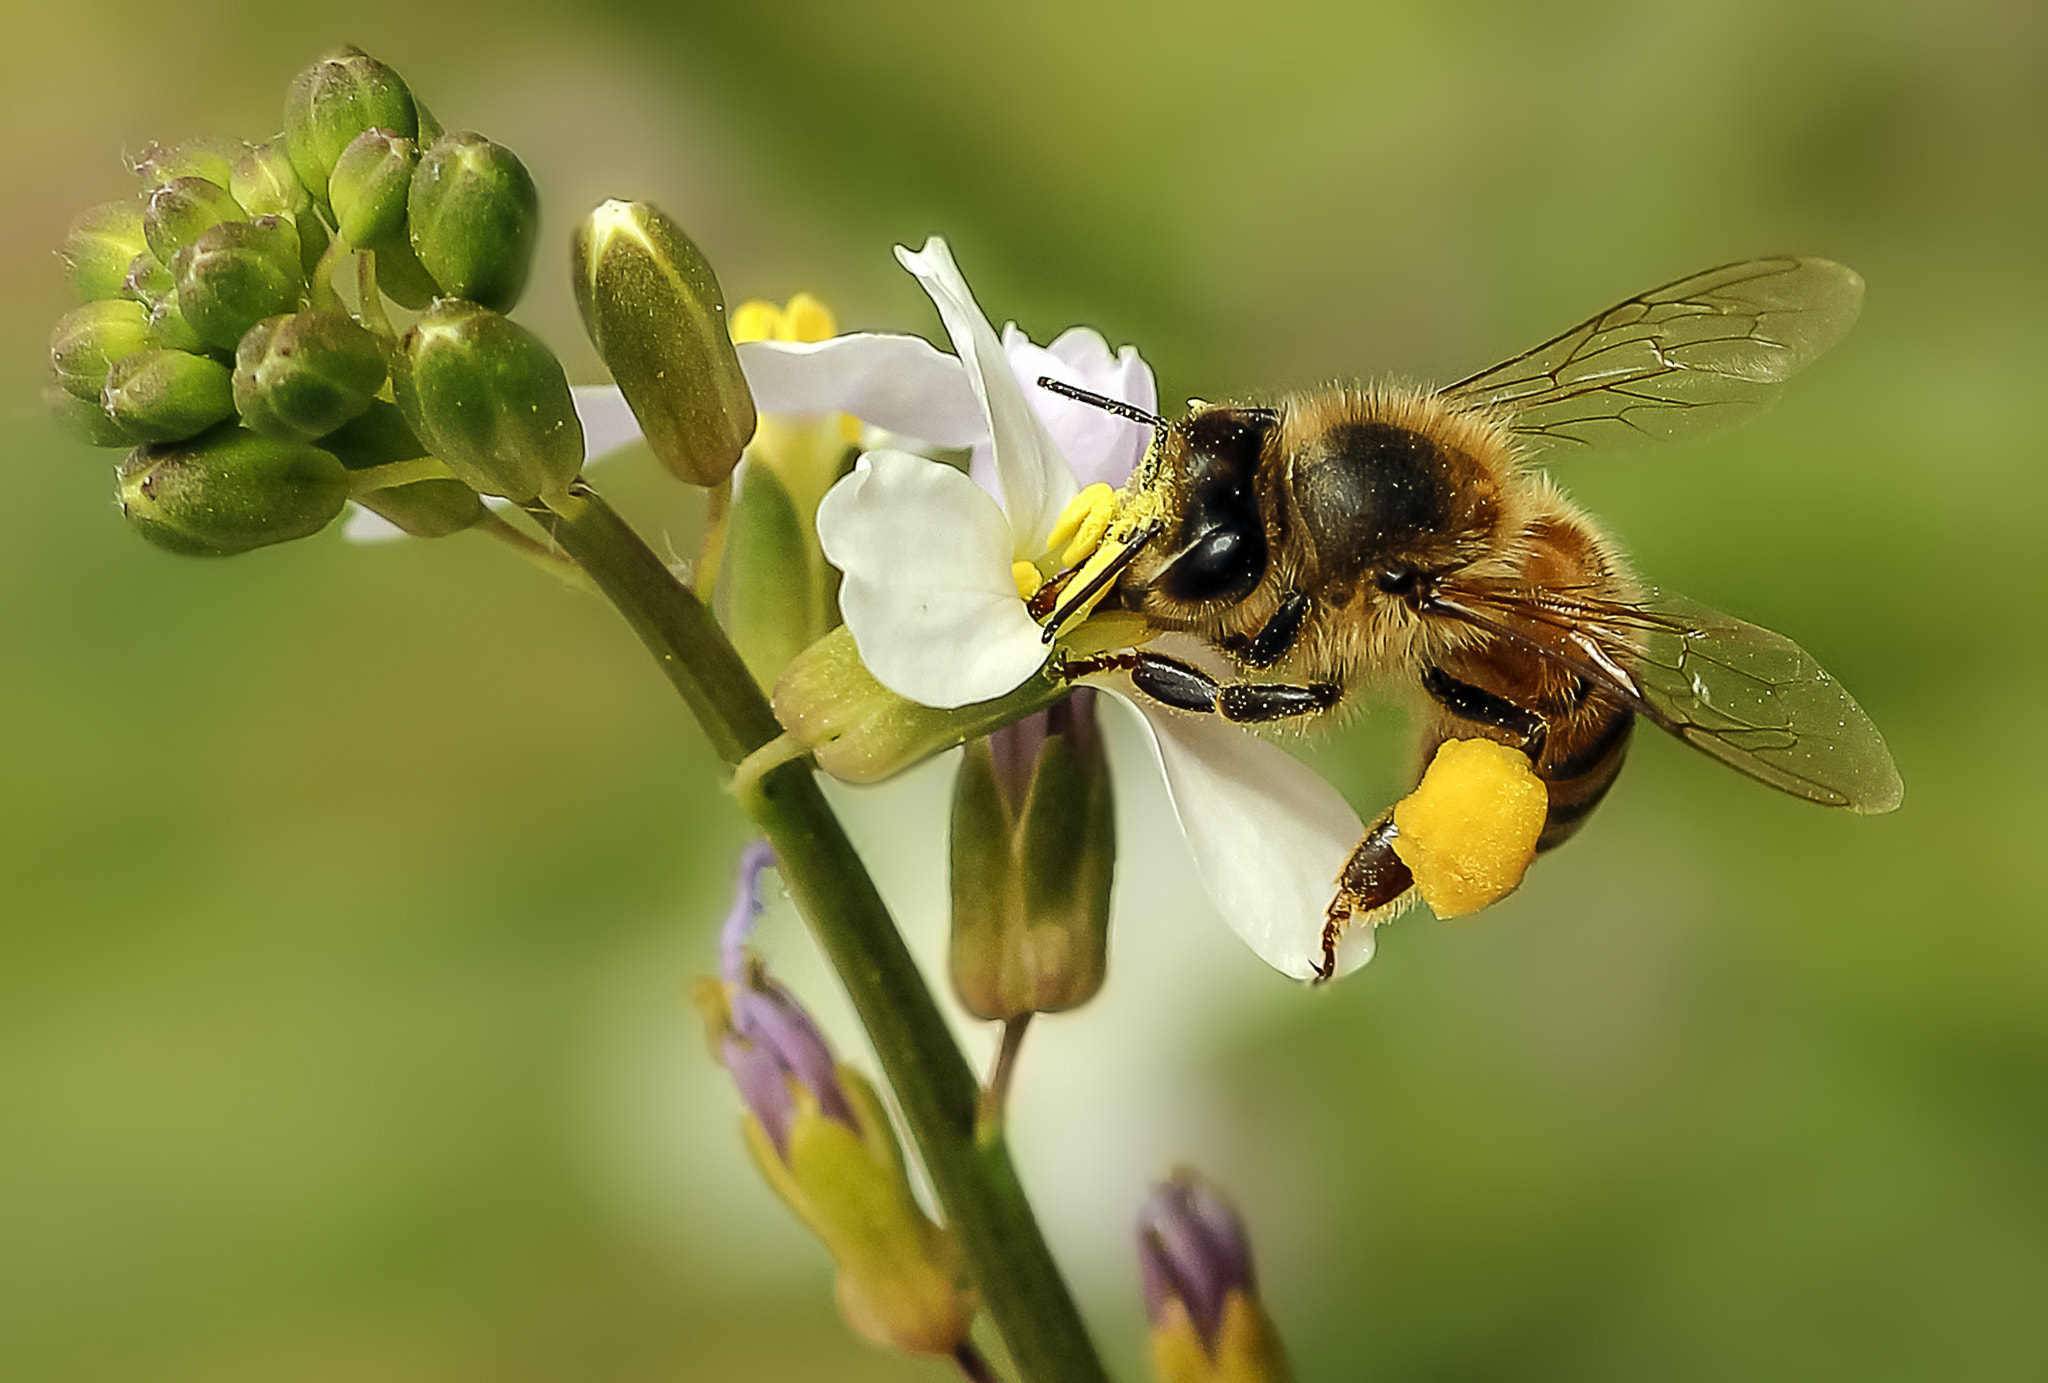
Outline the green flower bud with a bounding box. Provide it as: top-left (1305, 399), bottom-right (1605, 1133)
top-left (950, 691), bottom-right (1115, 1021)
top-left (393, 301), bottom-right (583, 501)
top-left (772, 626), bottom-right (1066, 784)
top-left (102, 348), bottom-right (236, 443)
top-left (230, 138), bottom-right (310, 219)
top-left (62, 199), bottom-right (148, 303)
top-left (143, 285), bottom-right (209, 354)
top-left (368, 234), bottom-right (439, 309)
top-left (172, 216), bottom-right (304, 351)
top-left (283, 45), bottom-right (418, 204)
top-left (330, 128), bottom-right (416, 247)
top-left (1139, 1170), bottom-right (1293, 1383)
top-left (142, 176), bottom-right (245, 265)
top-left (44, 385), bottom-right (142, 448)
top-left (572, 199), bottom-right (755, 486)
top-left (720, 464), bottom-right (822, 687)
top-left (118, 425), bottom-right (349, 556)
top-left (123, 250), bottom-right (173, 302)
top-left (232, 310), bottom-right (387, 442)
top-left (133, 137), bottom-right (244, 191)
top-left (354, 478), bottom-right (485, 537)
top-left (407, 132), bottom-right (539, 312)
top-left (316, 399), bottom-right (427, 469)
top-left (50, 298), bottom-right (152, 401)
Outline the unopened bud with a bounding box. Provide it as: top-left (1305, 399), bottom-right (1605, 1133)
top-left (233, 310), bottom-right (387, 442)
top-left (316, 399), bottom-right (427, 469)
top-left (118, 425), bottom-right (349, 555)
top-left (44, 385), bottom-right (141, 448)
top-left (50, 298), bottom-right (151, 401)
top-left (142, 176), bottom-right (245, 264)
top-left (229, 138), bottom-right (310, 219)
top-left (62, 199), bottom-right (148, 303)
top-left (394, 300), bottom-right (582, 501)
top-left (368, 233), bottom-right (440, 309)
top-left (102, 348), bottom-right (237, 443)
top-left (133, 138), bottom-right (244, 191)
top-left (283, 45), bottom-right (418, 203)
top-left (172, 216), bottom-right (304, 351)
top-left (330, 127), bottom-right (416, 247)
top-left (773, 626), bottom-right (1064, 784)
top-left (950, 689), bottom-right (1115, 1020)
top-left (143, 289), bottom-right (208, 354)
top-left (571, 199), bottom-right (755, 485)
top-left (354, 478), bottom-right (485, 537)
top-left (407, 132), bottom-right (538, 311)
top-left (1138, 1169), bottom-right (1292, 1383)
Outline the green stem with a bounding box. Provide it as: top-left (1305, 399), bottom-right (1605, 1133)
top-left (526, 482), bottom-right (1110, 1383)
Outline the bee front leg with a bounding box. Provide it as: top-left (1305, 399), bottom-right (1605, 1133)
top-left (1316, 811), bottom-right (1415, 982)
top-left (1056, 649), bottom-right (1341, 723)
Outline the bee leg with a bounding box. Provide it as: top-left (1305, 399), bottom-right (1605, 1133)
top-left (1218, 591), bottom-right (1312, 669)
top-left (1315, 812), bottom-right (1414, 982)
top-left (1056, 649), bottom-right (1341, 721)
top-left (1420, 665), bottom-right (1549, 761)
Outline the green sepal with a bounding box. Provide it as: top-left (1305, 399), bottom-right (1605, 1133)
top-left (144, 291), bottom-right (209, 354)
top-left (44, 385), bottom-right (143, 448)
top-left (354, 478), bottom-right (485, 537)
top-left (407, 132), bottom-right (539, 312)
top-left (117, 424), bottom-right (349, 555)
top-left (393, 300), bottom-right (583, 502)
top-left (571, 199), bottom-right (755, 486)
top-left (370, 234), bottom-right (440, 310)
top-left (283, 45), bottom-right (418, 207)
top-left (50, 298), bottom-right (152, 402)
top-left (142, 176), bottom-right (245, 265)
top-left (329, 127), bottom-right (417, 248)
top-left (133, 138), bottom-right (244, 191)
top-left (720, 464), bottom-right (820, 688)
top-left (233, 310), bottom-right (388, 442)
top-left (230, 138), bottom-right (310, 219)
top-left (317, 399), bottom-right (429, 470)
top-left (172, 216), bottom-right (305, 351)
top-left (63, 199), bottom-right (149, 303)
top-left (771, 626), bottom-right (1066, 783)
top-left (102, 348), bottom-right (237, 443)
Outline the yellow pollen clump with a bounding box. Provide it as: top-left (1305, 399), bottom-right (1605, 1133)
top-left (1046, 483), bottom-right (1118, 567)
top-left (1012, 561), bottom-right (1044, 600)
top-left (1390, 738), bottom-right (1548, 918)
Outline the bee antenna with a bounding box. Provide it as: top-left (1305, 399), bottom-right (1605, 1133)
top-left (1041, 520), bottom-right (1163, 643)
top-left (1035, 376), bottom-right (1166, 431)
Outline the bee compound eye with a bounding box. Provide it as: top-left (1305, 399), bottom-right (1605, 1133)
top-left (1376, 564), bottom-right (1417, 596)
top-left (1160, 522), bottom-right (1267, 605)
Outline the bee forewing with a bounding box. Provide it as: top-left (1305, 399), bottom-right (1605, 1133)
top-left (1439, 257), bottom-right (1864, 452)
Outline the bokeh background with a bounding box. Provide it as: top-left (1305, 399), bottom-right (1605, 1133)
top-left (5, 1), bottom-right (2045, 1378)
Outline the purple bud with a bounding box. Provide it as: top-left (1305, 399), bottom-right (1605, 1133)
top-left (711, 842), bottom-right (857, 1158)
top-left (1137, 1168), bottom-right (1258, 1355)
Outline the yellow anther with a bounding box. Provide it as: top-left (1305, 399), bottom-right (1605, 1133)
top-left (730, 299), bottom-right (782, 345)
top-left (1045, 483), bottom-right (1117, 566)
top-left (780, 292), bottom-right (838, 343)
top-left (1012, 561), bottom-right (1044, 600)
top-left (838, 413), bottom-right (863, 445)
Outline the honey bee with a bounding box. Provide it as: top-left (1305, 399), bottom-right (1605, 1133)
top-left (1035, 258), bottom-right (1902, 978)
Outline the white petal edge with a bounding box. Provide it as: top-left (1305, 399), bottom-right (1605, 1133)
top-left (1104, 690), bottom-right (1373, 980)
top-left (896, 238), bottom-right (1075, 556)
top-left (571, 384), bottom-right (646, 461)
top-left (342, 503), bottom-right (406, 543)
top-left (736, 335), bottom-right (986, 447)
top-left (1001, 324), bottom-right (1156, 490)
top-left (816, 450), bottom-right (1050, 708)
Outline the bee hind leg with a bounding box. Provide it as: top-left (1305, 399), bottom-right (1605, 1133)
top-left (1316, 810), bottom-right (1416, 982)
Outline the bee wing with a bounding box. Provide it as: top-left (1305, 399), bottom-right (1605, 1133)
top-left (1437, 258), bottom-right (1863, 452)
top-left (1437, 583), bottom-right (1903, 813)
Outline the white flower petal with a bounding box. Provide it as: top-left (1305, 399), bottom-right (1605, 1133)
top-left (817, 450), bottom-right (1050, 707)
top-left (896, 238), bottom-right (1074, 555)
top-left (1106, 691), bottom-right (1370, 980)
top-left (1001, 324), bottom-right (1157, 490)
top-left (736, 335), bottom-right (986, 446)
top-left (571, 384), bottom-right (647, 461)
top-left (342, 502), bottom-right (406, 543)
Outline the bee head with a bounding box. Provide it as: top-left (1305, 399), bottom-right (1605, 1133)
top-left (1150, 406), bottom-right (1277, 606)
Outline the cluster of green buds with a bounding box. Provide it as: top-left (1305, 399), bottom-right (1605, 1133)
top-left (47, 45), bottom-right (586, 554)
top-left (695, 844), bottom-right (979, 1361)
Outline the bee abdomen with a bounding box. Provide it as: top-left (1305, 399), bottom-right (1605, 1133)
top-left (1534, 704), bottom-right (1634, 851)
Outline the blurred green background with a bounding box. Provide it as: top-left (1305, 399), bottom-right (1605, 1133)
top-left (5, 0), bottom-right (2045, 1378)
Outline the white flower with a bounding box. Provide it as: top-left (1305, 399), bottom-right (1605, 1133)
top-left (814, 238), bottom-right (1372, 981)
